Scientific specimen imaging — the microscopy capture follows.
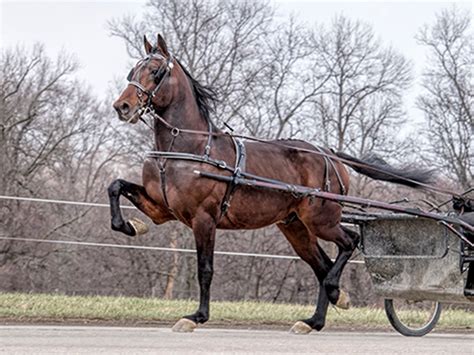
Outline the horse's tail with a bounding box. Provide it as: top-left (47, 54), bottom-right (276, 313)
top-left (334, 151), bottom-right (434, 189)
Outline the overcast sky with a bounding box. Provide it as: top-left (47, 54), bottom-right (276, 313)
top-left (1, 0), bottom-right (472, 125)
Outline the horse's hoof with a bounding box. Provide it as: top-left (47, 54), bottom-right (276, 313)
top-left (336, 289), bottom-right (350, 310)
top-left (290, 321), bottom-right (312, 334)
top-left (128, 217), bottom-right (149, 236)
top-left (172, 318), bottom-right (197, 333)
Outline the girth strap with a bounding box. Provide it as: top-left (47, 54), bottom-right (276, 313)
top-left (219, 137), bottom-right (246, 217)
top-left (158, 159), bottom-right (173, 214)
top-left (145, 106), bottom-right (213, 217)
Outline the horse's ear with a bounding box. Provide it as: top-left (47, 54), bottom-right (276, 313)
top-left (143, 35), bottom-right (152, 54)
top-left (157, 34), bottom-right (169, 57)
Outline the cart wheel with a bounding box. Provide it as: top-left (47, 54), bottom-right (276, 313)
top-left (384, 299), bottom-right (442, 337)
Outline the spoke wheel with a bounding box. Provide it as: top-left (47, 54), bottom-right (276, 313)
top-left (384, 299), bottom-right (442, 337)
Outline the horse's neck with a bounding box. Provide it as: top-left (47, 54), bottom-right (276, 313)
top-left (154, 96), bottom-right (212, 154)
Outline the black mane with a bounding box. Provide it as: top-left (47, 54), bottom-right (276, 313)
top-left (150, 46), bottom-right (218, 125)
top-left (174, 57), bottom-right (218, 123)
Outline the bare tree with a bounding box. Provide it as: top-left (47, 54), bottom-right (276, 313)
top-left (233, 17), bottom-right (331, 139)
top-left (303, 15), bottom-right (413, 197)
top-left (417, 6), bottom-right (473, 190)
top-left (311, 16), bottom-right (412, 155)
top-left (0, 44), bottom-right (136, 291)
top-left (0, 45), bottom-right (133, 200)
top-left (109, 0), bottom-right (274, 128)
top-left (0, 44), bottom-right (78, 196)
top-left (0, 44), bottom-right (81, 273)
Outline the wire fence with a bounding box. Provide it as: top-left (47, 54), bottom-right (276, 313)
top-left (0, 194), bottom-right (365, 264)
top-left (0, 194), bottom-right (135, 209)
top-left (0, 236), bottom-right (365, 264)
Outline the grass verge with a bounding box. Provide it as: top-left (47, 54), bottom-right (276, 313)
top-left (0, 292), bottom-right (472, 330)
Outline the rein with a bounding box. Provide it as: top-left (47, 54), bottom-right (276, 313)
top-left (125, 51), bottom-right (463, 199)
top-left (141, 108), bottom-right (461, 198)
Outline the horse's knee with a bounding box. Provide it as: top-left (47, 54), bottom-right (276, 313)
top-left (108, 179), bottom-right (137, 237)
top-left (108, 179), bottom-right (125, 197)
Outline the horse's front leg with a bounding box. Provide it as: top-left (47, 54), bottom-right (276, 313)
top-left (172, 213), bottom-right (216, 332)
top-left (107, 178), bottom-right (171, 236)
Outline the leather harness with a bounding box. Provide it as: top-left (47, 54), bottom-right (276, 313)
top-left (219, 137), bottom-right (246, 217)
top-left (315, 146), bottom-right (346, 195)
top-left (146, 129), bottom-right (247, 222)
top-left (127, 50), bottom-right (346, 222)
top-left (144, 119), bottom-right (344, 222)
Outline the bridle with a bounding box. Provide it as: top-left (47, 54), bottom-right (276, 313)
top-left (125, 51), bottom-right (219, 215)
top-left (125, 51), bottom-right (214, 158)
top-left (126, 52), bottom-right (174, 123)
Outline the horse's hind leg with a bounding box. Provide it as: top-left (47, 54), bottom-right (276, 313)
top-left (322, 226), bottom-right (360, 306)
top-left (299, 201), bottom-right (360, 307)
top-left (107, 178), bottom-right (171, 236)
top-left (277, 217), bottom-right (334, 333)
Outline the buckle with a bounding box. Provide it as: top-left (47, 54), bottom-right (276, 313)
top-left (171, 127), bottom-right (180, 137)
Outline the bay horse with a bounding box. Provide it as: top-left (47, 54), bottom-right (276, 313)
top-left (109, 34), bottom-right (432, 333)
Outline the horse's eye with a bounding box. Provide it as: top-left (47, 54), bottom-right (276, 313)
top-left (126, 69), bottom-right (134, 81)
top-left (152, 68), bottom-right (164, 84)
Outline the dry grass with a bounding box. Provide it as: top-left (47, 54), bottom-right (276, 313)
top-left (0, 292), bottom-right (472, 330)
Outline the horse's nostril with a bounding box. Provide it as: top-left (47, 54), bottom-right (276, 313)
top-left (120, 102), bottom-right (130, 115)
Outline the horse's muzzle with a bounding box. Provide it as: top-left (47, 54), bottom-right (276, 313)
top-left (113, 100), bottom-right (140, 124)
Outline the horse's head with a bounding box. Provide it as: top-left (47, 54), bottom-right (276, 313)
top-left (113, 34), bottom-right (175, 123)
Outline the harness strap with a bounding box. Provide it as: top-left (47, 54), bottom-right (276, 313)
top-left (146, 115), bottom-right (215, 217)
top-left (128, 51), bottom-right (461, 198)
top-left (316, 146), bottom-right (346, 195)
top-left (203, 122), bottom-right (213, 159)
top-left (143, 110), bottom-right (458, 197)
top-left (219, 137), bottom-right (246, 218)
top-left (156, 134), bottom-right (180, 216)
top-left (147, 151), bottom-right (231, 170)
top-left (315, 146), bottom-right (346, 195)
top-left (315, 146), bottom-right (331, 192)
top-left (158, 159), bottom-right (173, 213)
top-left (330, 158), bottom-right (346, 195)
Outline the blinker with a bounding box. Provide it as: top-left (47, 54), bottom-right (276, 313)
top-left (127, 68), bottom-right (134, 82)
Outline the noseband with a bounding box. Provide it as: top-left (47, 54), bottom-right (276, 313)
top-left (126, 52), bottom-right (174, 120)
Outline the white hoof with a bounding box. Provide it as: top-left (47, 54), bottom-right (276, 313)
top-left (128, 217), bottom-right (149, 236)
top-left (336, 289), bottom-right (350, 310)
top-left (290, 321), bottom-right (312, 334)
top-left (172, 318), bottom-right (197, 333)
